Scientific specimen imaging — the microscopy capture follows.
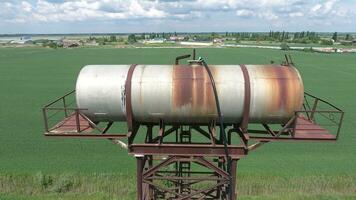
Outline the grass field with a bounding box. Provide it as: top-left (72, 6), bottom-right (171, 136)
top-left (0, 47), bottom-right (355, 199)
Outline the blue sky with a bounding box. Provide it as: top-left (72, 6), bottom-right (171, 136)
top-left (0, 0), bottom-right (355, 34)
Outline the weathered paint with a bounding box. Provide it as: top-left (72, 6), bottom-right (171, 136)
top-left (172, 65), bottom-right (217, 117)
top-left (76, 64), bottom-right (304, 124)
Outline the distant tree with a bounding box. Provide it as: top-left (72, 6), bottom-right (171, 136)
top-left (345, 34), bottom-right (352, 41)
top-left (149, 33), bottom-right (156, 39)
top-left (332, 32), bottom-right (338, 42)
top-left (128, 34), bottom-right (136, 43)
top-left (43, 41), bottom-right (58, 49)
top-left (117, 37), bottom-right (124, 42)
top-left (280, 42), bottom-right (290, 50)
top-left (281, 31), bottom-right (285, 41)
top-left (321, 39), bottom-right (333, 45)
top-left (140, 33), bottom-right (145, 40)
top-left (211, 32), bottom-right (219, 38)
top-left (300, 31), bottom-right (305, 38)
top-left (109, 35), bottom-right (117, 42)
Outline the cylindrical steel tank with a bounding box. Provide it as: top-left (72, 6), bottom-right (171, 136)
top-left (76, 64), bottom-right (304, 124)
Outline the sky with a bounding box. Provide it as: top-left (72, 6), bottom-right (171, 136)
top-left (0, 0), bottom-right (355, 34)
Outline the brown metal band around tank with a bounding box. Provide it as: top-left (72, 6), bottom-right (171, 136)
top-left (240, 64), bottom-right (251, 132)
top-left (125, 64), bottom-right (137, 131)
top-left (172, 65), bottom-right (217, 116)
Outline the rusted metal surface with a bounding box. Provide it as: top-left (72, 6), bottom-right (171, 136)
top-left (46, 112), bottom-right (92, 133)
top-left (138, 156), bottom-right (232, 199)
top-left (172, 65), bottom-right (217, 117)
top-left (136, 156), bottom-right (144, 200)
top-left (248, 65), bottom-right (304, 123)
top-left (129, 144), bottom-right (247, 158)
top-left (45, 134), bottom-right (127, 138)
top-left (76, 64), bottom-right (304, 124)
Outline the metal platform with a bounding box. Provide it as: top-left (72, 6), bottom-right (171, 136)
top-left (49, 112), bottom-right (93, 133)
top-left (42, 52), bottom-right (344, 200)
top-left (42, 90), bottom-right (343, 200)
top-left (42, 91), bottom-right (343, 142)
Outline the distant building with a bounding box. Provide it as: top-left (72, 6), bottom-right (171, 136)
top-left (85, 40), bottom-right (99, 46)
top-left (9, 36), bottom-right (32, 44)
top-left (352, 40), bottom-right (356, 46)
top-left (180, 41), bottom-right (213, 46)
top-left (213, 38), bottom-right (224, 43)
top-left (169, 36), bottom-right (185, 41)
top-left (144, 38), bottom-right (166, 44)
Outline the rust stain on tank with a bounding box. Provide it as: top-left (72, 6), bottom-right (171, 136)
top-left (262, 65), bottom-right (303, 116)
top-left (172, 65), bottom-right (193, 107)
top-left (172, 65), bottom-right (217, 115)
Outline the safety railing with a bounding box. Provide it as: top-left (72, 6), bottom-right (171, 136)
top-left (42, 90), bottom-right (75, 132)
top-left (249, 92), bottom-right (344, 141)
top-left (42, 90), bottom-right (103, 133)
top-left (42, 90), bottom-right (128, 138)
top-left (296, 92), bottom-right (344, 139)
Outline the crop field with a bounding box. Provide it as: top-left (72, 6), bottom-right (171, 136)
top-left (0, 47), bottom-right (355, 200)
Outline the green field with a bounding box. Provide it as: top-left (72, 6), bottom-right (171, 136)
top-left (0, 47), bottom-right (355, 199)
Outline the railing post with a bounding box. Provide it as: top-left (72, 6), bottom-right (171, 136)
top-left (336, 112), bottom-right (344, 140)
top-left (310, 98), bottom-right (319, 121)
top-left (75, 109), bottom-right (80, 133)
top-left (42, 108), bottom-right (49, 133)
top-left (62, 97), bottom-right (68, 117)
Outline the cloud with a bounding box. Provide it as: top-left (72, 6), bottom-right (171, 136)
top-left (236, 9), bottom-right (254, 18)
top-left (309, 0), bottom-right (342, 18)
top-left (260, 11), bottom-right (279, 21)
top-left (21, 1), bottom-right (32, 12)
top-left (6, 0), bottom-right (168, 23)
top-left (0, 0), bottom-right (355, 33)
top-left (289, 12), bottom-right (304, 17)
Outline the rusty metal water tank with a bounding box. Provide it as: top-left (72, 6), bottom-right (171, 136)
top-left (76, 64), bottom-right (304, 124)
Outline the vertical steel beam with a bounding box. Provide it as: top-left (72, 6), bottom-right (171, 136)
top-left (230, 159), bottom-right (238, 200)
top-left (136, 155), bottom-right (145, 200)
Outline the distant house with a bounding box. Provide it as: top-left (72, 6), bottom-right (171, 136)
top-left (352, 40), bottom-right (356, 46)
